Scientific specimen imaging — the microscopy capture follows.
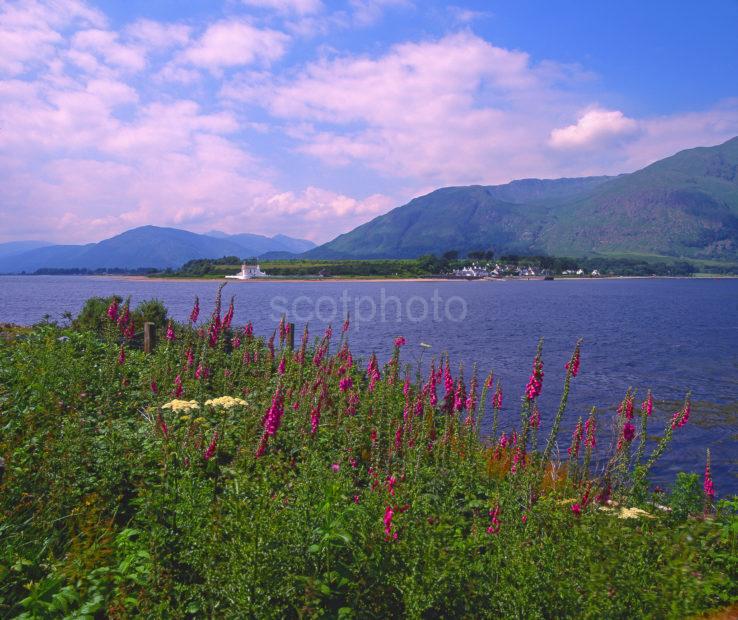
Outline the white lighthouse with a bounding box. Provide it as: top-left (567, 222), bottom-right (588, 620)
top-left (225, 262), bottom-right (268, 280)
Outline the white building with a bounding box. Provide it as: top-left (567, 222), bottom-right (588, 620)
top-left (226, 262), bottom-right (268, 280)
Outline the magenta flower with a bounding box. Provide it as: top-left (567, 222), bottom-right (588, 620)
top-left (443, 362), bottom-right (453, 396)
top-left (339, 376), bottom-right (353, 392)
top-left (106, 299), bottom-right (119, 322)
top-left (568, 419), bottom-right (584, 458)
top-left (704, 449), bottom-right (715, 503)
top-left (453, 378), bottom-right (465, 413)
top-left (256, 387), bottom-right (285, 457)
top-left (383, 505), bottom-right (397, 540)
top-left (565, 348), bottom-right (581, 377)
top-left (342, 316), bottom-right (350, 333)
top-left (310, 405), bottom-right (321, 435)
top-left (618, 394), bottom-right (635, 420)
top-left (158, 415), bottom-right (168, 438)
top-left (394, 336), bottom-right (406, 347)
top-left (185, 348), bottom-right (194, 368)
top-left (366, 354), bottom-right (380, 391)
top-left (165, 321), bottom-right (175, 341)
top-left (394, 425), bottom-right (403, 450)
top-left (117, 346), bottom-right (126, 365)
top-left (492, 385), bottom-right (503, 409)
top-left (571, 503), bottom-right (582, 517)
top-left (622, 422), bottom-right (636, 442)
top-left (172, 374), bottom-right (183, 398)
top-left (584, 414), bottom-right (597, 449)
top-left (671, 401), bottom-right (690, 429)
top-left (529, 403), bottom-right (540, 429)
top-left (203, 432), bottom-right (218, 461)
top-left (487, 505), bottom-right (501, 534)
top-left (222, 298), bottom-right (234, 330)
top-left (278, 356), bottom-right (286, 375)
top-left (189, 296), bottom-right (200, 323)
top-left (117, 306), bottom-right (130, 332)
top-left (150, 380), bottom-right (158, 394)
top-left (525, 354), bottom-right (544, 401)
top-left (643, 391), bottom-right (653, 416)
top-left (331, 463), bottom-right (340, 473)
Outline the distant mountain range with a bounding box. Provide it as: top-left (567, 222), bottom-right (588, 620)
top-left (4, 137), bottom-right (738, 272)
top-left (0, 227), bottom-right (316, 273)
top-left (307, 137), bottom-right (738, 261)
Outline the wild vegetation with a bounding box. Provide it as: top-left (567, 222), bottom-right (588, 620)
top-left (0, 290), bottom-right (736, 618)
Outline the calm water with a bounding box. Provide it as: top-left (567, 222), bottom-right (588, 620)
top-left (1, 275), bottom-right (737, 494)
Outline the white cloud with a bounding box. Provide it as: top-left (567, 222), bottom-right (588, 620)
top-left (0, 0), bottom-right (106, 75)
top-left (241, 0), bottom-right (324, 15)
top-left (125, 19), bottom-right (191, 50)
top-left (180, 19), bottom-right (290, 70)
top-left (549, 108), bottom-right (639, 149)
top-left (349, 0), bottom-right (412, 26)
top-left (225, 32), bottom-right (561, 184)
top-left (71, 29), bottom-right (146, 72)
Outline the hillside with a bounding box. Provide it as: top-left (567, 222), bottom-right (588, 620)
top-left (0, 241), bottom-right (52, 259)
top-left (307, 137), bottom-right (738, 260)
top-left (0, 227), bottom-right (316, 273)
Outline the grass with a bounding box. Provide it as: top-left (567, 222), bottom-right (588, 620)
top-left (0, 292), bottom-right (736, 618)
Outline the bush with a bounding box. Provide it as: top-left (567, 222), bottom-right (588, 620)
top-left (71, 295), bottom-right (121, 334)
top-left (132, 298), bottom-right (168, 328)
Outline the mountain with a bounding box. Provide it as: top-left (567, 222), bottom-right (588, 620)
top-left (0, 227), bottom-right (315, 273)
top-left (205, 231), bottom-right (316, 254)
top-left (0, 240), bottom-right (52, 259)
top-left (307, 137), bottom-right (738, 261)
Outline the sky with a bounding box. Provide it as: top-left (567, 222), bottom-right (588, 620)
top-left (1, 0), bottom-right (737, 244)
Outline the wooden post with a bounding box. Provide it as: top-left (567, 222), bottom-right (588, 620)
top-left (287, 323), bottom-right (295, 350)
top-left (144, 322), bottom-right (157, 353)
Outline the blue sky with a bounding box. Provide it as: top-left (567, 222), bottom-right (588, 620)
top-left (1, 0), bottom-right (737, 244)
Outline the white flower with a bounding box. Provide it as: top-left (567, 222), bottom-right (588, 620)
top-left (161, 399), bottom-right (200, 412)
top-left (204, 396), bottom-right (247, 409)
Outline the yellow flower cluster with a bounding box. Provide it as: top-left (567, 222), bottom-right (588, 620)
top-left (161, 399), bottom-right (200, 412)
top-left (204, 396), bottom-right (247, 409)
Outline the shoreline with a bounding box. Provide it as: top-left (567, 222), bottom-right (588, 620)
top-left (2, 274), bottom-right (737, 283)
top-left (105, 274), bottom-right (738, 283)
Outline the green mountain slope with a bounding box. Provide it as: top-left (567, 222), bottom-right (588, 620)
top-left (308, 137), bottom-right (738, 260)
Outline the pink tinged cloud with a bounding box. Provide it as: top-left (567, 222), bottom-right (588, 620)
top-left (0, 0), bottom-right (106, 75)
top-left (227, 32), bottom-right (561, 184)
top-left (124, 19), bottom-right (191, 50)
top-left (549, 108), bottom-right (639, 149)
top-left (181, 20), bottom-right (290, 70)
top-left (71, 29), bottom-right (147, 72)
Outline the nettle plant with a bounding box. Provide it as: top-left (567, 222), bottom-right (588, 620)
top-left (0, 287), bottom-right (733, 618)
